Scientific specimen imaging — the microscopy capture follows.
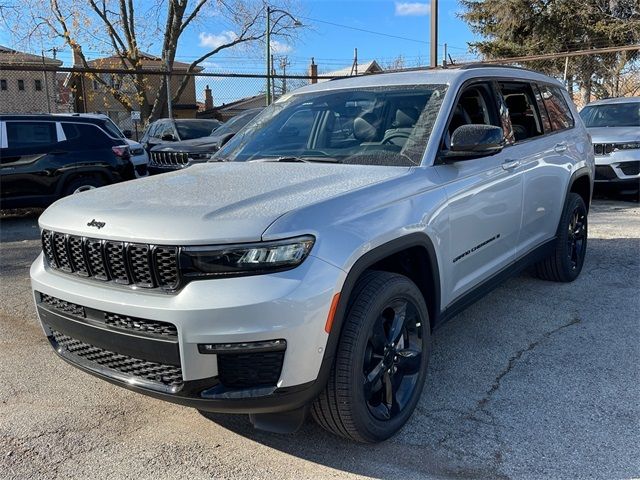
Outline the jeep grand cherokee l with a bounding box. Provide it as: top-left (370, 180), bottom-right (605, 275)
top-left (31, 66), bottom-right (594, 443)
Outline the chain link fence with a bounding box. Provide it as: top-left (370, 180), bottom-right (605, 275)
top-left (0, 45), bottom-right (638, 132)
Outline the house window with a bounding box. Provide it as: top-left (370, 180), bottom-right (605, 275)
top-left (93, 79), bottom-right (99, 90)
top-left (35, 79), bottom-right (42, 91)
top-left (0, 79), bottom-right (6, 91)
top-left (18, 79), bottom-right (25, 91)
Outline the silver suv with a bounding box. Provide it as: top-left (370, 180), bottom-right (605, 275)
top-left (31, 66), bottom-right (594, 443)
top-left (579, 97), bottom-right (640, 192)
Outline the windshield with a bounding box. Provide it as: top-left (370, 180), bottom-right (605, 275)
top-left (580, 102), bottom-right (640, 128)
top-left (216, 85), bottom-right (447, 166)
top-left (176, 120), bottom-right (221, 140)
top-left (211, 110), bottom-right (261, 137)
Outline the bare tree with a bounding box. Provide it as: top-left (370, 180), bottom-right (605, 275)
top-left (12, 0), bottom-right (300, 121)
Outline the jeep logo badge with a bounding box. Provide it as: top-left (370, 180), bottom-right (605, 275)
top-left (87, 219), bottom-right (106, 229)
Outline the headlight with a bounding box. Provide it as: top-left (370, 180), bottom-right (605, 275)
top-left (180, 236), bottom-right (315, 278)
top-left (615, 142), bottom-right (640, 151)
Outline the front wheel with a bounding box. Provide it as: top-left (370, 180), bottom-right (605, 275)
top-left (312, 271), bottom-right (431, 443)
top-left (535, 192), bottom-right (588, 282)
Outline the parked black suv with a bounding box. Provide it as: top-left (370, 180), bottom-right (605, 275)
top-left (148, 109), bottom-right (262, 173)
top-left (0, 114), bottom-right (135, 209)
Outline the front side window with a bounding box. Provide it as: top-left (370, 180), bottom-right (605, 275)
top-left (499, 82), bottom-right (544, 141)
top-left (538, 84), bottom-right (575, 131)
top-left (6, 121), bottom-right (57, 148)
top-left (580, 102), bottom-right (640, 128)
top-left (443, 83), bottom-right (501, 148)
top-left (217, 84), bottom-right (448, 166)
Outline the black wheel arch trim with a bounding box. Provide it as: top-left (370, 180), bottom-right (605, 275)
top-left (567, 166), bottom-right (593, 212)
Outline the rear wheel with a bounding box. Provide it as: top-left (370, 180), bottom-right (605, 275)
top-left (312, 271), bottom-right (430, 443)
top-left (535, 192), bottom-right (588, 282)
top-left (63, 177), bottom-right (105, 197)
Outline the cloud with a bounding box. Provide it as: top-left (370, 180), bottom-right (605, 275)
top-left (198, 31), bottom-right (239, 49)
top-left (270, 40), bottom-right (292, 54)
top-left (395, 2), bottom-right (430, 16)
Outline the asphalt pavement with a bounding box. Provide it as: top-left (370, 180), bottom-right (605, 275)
top-left (1, 199), bottom-right (638, 480)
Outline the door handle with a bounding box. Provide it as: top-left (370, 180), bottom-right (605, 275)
top-left (502, 159), bottom-right (520, 170)
top-left (554, 142), bottom-right (568, 153)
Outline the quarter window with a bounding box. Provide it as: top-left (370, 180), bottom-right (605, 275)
top-left (538, 84), bottom-right (575, 131)
top-left (498, 82), bottom-right (544, 142)
top-left (6, 121), bottom-right (57, 147)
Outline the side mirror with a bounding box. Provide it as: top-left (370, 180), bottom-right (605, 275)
top-left (443, 124), bottom-right (504, 161)
top-left (122, 129), bottom-right (133, 139)
top-left (161, 133), bottom-right (176, 142)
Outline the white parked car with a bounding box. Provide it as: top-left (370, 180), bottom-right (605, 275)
top-left (32, 66), bottom-right (593, 443)
top-left (125, 139), bottom-right (149, 178)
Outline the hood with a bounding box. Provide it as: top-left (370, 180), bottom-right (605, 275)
top-left (151, 137), bottom-right (219, 153)
top-left (586, 126), bottom-right (640, 143)
top-left (39, 162), bottom-right (408, 244)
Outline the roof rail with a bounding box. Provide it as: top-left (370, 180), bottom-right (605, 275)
top-left (456, 63), bottom-right (536, 72)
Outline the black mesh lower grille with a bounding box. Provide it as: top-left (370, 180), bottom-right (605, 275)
top-left (40, 293), bottom-right (85, 317)
top-left (104, 312), bottom-right (178, 338)
top-left (51, 330), bottom-right (183, 389)
top-left (217, 351), bottom-right (285, 388)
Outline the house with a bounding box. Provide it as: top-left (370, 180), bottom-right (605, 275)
top-left (69, 52), bottom-right (202, 130)
top-left (0, 45), bottom-right (63, 114)
top-left (318, 60), bottom-right (383, 81)
top-left (198, 93), bottom-right (267, 121)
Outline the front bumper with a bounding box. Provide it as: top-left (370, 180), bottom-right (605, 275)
top-left (594, 150), bottom-right (640, 186)
top-left (31, 253), bottom-right (345, 413)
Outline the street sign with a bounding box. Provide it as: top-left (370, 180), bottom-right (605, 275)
top-left (130, 110), bottom-right (141, 121)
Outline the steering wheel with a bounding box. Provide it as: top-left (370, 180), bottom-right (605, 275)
top-left (382, 131), bottom-right (411, 145)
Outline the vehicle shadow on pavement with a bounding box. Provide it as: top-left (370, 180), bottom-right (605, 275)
top-left (202, 236), bottom-right (640, 480)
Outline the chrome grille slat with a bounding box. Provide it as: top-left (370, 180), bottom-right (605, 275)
top-left (41, 230), bottom-right (180, 290)
top-left (151, 151), bottom-right (189, 167)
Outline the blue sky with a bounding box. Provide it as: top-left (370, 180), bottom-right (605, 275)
top-left (1, 0), bottom-right (479, 73)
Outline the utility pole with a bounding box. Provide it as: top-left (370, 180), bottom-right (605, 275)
top-left (430, 0), bottom-right (438, 68)
top-left (164, 50), bottom-right (173, 118)
top-left (41, 50), bottom-right (52, 113)
top-left (265, 5), bottom-right (272, 106)
top-left (279, 56), bottom-right (290, 94)
top-left (271, 53), bottom-right (276, 100)
top-left (350, 48), bottom-right (358, 76)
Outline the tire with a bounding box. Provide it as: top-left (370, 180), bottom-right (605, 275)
top-left (312, 271), bottom-right (431, 443)
top-left (535, 192), bottom-right (588, 282)
top-left (63, 177), bottom-right (105, 197)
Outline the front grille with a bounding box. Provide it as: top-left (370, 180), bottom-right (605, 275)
top-left (51, 330), bottom-right (183, 389)
top-left (150, 151), bottom-right (189, 167)
top-left (217, 351), bottom-right (285, 389)
top-left (595, 165), bottom-right (617, 181)
top-left (40, 293), bottom-right (85, 317)
top-left (104, 312), bottom-right (178, 338)
top-left (620, 161), bottom-right (640, 176)
top-left (594, 143), bottom-right (616, 156)
top-left (41, 230), bottom-right (180, 290)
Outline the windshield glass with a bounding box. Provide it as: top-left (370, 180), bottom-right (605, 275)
top-left (211, 110), bottom-right (261, 137)
top-left (216, 84), bottom-right (447, 166)
top-left (580, 102), bottom-right (640, 127)
top-left (176, 120), bottom-right (221, 140)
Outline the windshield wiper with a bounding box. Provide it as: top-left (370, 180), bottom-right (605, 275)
top-left (251, 156), bottom-right (340, 163)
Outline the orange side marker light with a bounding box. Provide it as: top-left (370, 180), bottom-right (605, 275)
top-left (324, 293), bottom-right (341, 333)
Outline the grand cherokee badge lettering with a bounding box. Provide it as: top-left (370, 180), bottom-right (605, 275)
top-left (87, 219), bottom-right (106, 229)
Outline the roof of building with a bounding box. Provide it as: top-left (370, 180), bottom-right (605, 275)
top-left (0, 45), bottom-right (62, 66)
top-left (86, 52), bottom-right (202, 72)
top-left (319, 60), bottom-right (383, 80)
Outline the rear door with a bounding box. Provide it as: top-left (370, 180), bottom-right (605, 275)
top-left (434, 81), bottom-right (524, 305)
top-left (0, 120), bottom-right (61, 202)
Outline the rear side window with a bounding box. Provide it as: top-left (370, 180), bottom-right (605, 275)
top-left (6, 121), bottom-right (57, 148)
top-left (62, 123), bottom-right (114, 149)
top-left (538, 84), bottom-right (575, 131)
top-left (101, 118), bottom-right (124, 139)
top-left (498, 82), bottom-right (544, 142)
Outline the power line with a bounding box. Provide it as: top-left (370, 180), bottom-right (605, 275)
top-left (298, 15), bottom-right (430, 45)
